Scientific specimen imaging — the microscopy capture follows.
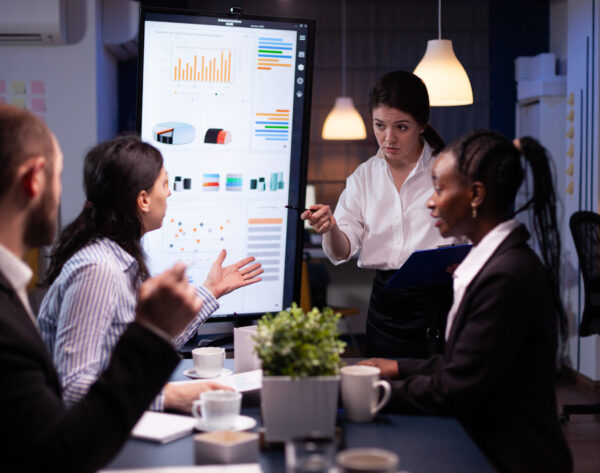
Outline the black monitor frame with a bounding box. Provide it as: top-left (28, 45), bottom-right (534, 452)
top-left (136, 6), bottom-right (315, 322)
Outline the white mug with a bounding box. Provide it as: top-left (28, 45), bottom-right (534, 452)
top-left (192, 346), bottom-right (225, 378)
top-left (341, 365), bottom-right (391, 422)
top-left (192, 390), bottom-right (242, 430)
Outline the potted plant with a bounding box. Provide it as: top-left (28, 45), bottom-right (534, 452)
top-left (253, 303), bottom-right (346, 442)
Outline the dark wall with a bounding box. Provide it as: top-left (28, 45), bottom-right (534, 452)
top-left (489, 0), bottom-right (549, 138)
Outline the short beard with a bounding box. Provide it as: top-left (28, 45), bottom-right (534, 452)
top-left (23, 191), bottom-right (57, 248)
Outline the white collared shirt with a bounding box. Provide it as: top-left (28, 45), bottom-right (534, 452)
top-left (445, 219), bottom-right (521, 340)
top-left (0, 243), bottom-right (36, 327)
top-left (323, 141), bottom-right (452, 270)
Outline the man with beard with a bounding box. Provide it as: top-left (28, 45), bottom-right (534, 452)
top-left (0, 104), bottom-right (205, 473)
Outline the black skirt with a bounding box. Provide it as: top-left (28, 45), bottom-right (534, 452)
top-left (365, 269), bottom-right (453, 358)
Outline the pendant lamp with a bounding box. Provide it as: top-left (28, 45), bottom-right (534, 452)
top-left (322, 0), bottom-right (367, 140)
top-left (413, 0), bottom-right (473, 106)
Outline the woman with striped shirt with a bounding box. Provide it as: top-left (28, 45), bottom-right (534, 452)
top-left (38, 136), bottom-right (263, 413)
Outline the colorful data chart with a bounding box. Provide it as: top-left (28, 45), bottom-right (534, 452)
top-left (162, 214), bottom-right (235, 253)
top-left (225, 174), bottom-right (243, 191)
top-left (204, 128), bottom-right (232, 144)
top-left (202, 173), bottom-right (220, 192)
top-left (173, 47), bottom-right (232, 83)
top-left (173, 176), bottom-right (193, 192)
top-left (153, 122), bottom-right (195, 145)
top-left (249, 172), bottom-right (284, 191)
top-left (246, 217), bottom-right (283, 282)
top-left (254, 110), bottom-right (290, 142)
top-left (257, 37), bottom-right (293, 70)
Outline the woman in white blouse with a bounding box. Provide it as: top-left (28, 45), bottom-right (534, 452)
top-left (303, 71), bottom-right (453, 358)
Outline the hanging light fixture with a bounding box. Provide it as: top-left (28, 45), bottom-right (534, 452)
top-left (413, 0), bottom-right (473, 106)
top-left (322, 0), bottom-right (367, 140)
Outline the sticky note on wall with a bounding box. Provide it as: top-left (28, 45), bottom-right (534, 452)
top-left (10, 97), bottom-right (26, 109)
top-left (30, 98), bottom-right (46, 112)
top-left (10, 81), bottom-right (26, 94)
top-left (30, 80), bottom-right (45, 95)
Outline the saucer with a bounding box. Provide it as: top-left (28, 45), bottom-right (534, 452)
top-left (183, 368), bottom-right (233, 379)
top-left (194, 414), bottom-right (257, 432)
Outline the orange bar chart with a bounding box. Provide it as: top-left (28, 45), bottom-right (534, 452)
top-left (173, 49), bottom-right (232, 83)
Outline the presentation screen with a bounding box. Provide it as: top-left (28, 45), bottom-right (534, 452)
top-left (137, 7), bottom-right (314, 319)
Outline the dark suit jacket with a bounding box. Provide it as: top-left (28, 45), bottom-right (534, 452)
top-left (388, 225), bottom-right (573, 473)
top-left (0, 270), bottom-right (180, 473)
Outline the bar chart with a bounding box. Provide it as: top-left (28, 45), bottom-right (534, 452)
top-left (172, 47), bottom-right (232, 83)
top-left (256, 36), bottom-right (293, 71)
top-left (254, 109), bottom-right (290, 142)
top-left (246, 217), bottom-right (284, 282)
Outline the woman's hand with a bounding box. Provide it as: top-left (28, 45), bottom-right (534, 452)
top-left (203, 249), bottom-right (263, 299)
top-left (357, 358), bottom-right (399, 378)
top-left (301, 204), bottom-right (336, 234)
top-left (163, 381), bottom-right (233, 413)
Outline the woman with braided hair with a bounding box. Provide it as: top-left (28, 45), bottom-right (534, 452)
top-left (360, 130), bottom-right (572, 472)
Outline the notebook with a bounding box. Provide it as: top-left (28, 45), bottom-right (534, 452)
top-left (131, 411), bottom-right (197, 444)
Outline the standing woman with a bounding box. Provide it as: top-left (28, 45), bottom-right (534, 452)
top-left (362, 130), bottom-right (572, 472)
top-left (38, 136), bottom-right (262, 413)
top-left (303, 71), bottom-right (453, 358)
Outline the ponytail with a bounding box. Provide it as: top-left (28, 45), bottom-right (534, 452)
top-left (516, 137), bottom-right (567, 340)
top-left (422, 124), bottom-right (445, 155)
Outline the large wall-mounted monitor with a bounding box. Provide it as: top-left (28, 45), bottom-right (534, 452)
top-left (137, 7), bottom-right (314, 319)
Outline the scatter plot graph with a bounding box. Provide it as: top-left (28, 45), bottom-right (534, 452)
top-left (161, 208), bottom-right (241, 254)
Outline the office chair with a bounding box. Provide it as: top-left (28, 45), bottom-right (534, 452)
top-left (560, 211), bottom-right (600, 421)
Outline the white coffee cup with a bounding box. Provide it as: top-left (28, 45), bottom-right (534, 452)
top-left (192, 347), bottom-right (225, 378)
top-left (341, 365), bottom-right (391, 422)
top-left (192, 390), bottom-right (242, 430)
top-left (336, 448), bottom-right (399, 473)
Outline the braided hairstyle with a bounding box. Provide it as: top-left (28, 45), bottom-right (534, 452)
top-left (446, 129), bottom-right (567, 340)
top-left (45, 135), bottom-right (163, 285)
top-left (368, 70), bottom-right (445, 154)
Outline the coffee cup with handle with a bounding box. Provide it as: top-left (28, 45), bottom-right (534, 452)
top-left (192, 390), bottom-right (242, 430)
top-left (341, 365), bottom-right (391, 422)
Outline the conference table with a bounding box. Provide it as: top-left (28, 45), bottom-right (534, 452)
top-left (105, 359), bottom-right (495, 473)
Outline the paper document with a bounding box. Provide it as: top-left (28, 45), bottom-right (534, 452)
top-left (131, 411), bottom-right (197, 444)
top-left (171, 370), bottom-right (263, 393)
top-left (99, 464), bottom-right (262, 473)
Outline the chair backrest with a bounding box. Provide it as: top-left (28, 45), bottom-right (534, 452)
top-left (569, 210), bottom-right (600, 336)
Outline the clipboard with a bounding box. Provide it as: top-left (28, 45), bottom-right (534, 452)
top-left (383, 244), bottom-right (472, 291)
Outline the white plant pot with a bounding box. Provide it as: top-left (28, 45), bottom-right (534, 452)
top-left (261, 375), bottom-right (340, 443)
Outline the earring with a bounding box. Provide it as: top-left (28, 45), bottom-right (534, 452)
top-left (471, 204), bottom-right (478, 219)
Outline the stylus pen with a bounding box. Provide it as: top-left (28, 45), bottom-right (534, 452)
top-left (285, 205), bottom-right (311, 212)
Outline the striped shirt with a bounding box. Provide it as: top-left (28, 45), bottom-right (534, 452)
top-left (38, 238), bottom-right (218, 410)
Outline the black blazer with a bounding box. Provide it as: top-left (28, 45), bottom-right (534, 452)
top-left (388, 225), bottom-right (573, 473)
top-left (0, 270), bottom-right (180, 473)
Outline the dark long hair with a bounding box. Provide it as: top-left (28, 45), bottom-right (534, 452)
top-left (368, 70), bottom-right (444, 154)
top-left (45, 135), bottom-right (163, 284)
top-left (447, 130), bottom-right (567, 340)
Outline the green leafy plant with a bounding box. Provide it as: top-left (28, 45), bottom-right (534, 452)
top-left (253, 303), bottom-right (346, 377)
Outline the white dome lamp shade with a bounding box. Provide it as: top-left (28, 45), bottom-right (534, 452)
top-left (322, 97), bottom-right (367, 140)
top-left (413, 0), bottom-right (473, 106)
top-left (321, 0), bottom-right (367, 140)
